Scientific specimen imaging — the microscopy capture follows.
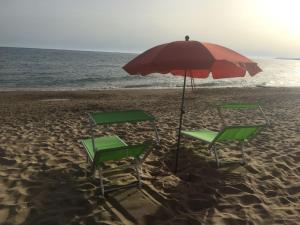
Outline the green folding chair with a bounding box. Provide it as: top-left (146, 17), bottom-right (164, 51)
top-left (81, 135), bottom-right (153, 196)
top-left (182, 125), bottom-right (264, 166)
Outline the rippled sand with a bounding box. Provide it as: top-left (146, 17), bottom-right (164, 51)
top-left (0, 87), bottom-right (299, 225)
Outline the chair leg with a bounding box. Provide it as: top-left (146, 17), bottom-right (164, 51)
top-left (212, 145), bottom-right (220, 167)
top-left (91, 164), bottom-right (96, 178)
top-left (240, 142), bottom-right (246, 165)
top-left (152, 122), bottom-right (160, 145)
top-left (84, 153), bottom-right (90, 177)
top-left (208, 146), bottom-right (213, 155)
top-left (135, 159), bottom-right (142, 188)
top-left (98, 167), bottom-right (105, 197)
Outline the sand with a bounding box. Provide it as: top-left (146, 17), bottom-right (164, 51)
top-left (0, 87), bottom-right (299, 225)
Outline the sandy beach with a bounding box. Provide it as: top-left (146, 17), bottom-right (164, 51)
top-left (0, 87), bottom-right (299, 225)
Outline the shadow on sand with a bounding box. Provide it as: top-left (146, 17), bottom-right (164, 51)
top-left (21, 164), bottom-right (122, 225)
top-left (103, 140), bottom-right (250, 225)
top-left (18, 142), bottom-right (248, 225)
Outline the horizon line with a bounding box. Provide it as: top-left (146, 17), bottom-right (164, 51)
top-left (0, 45), bottom-right (287, 59)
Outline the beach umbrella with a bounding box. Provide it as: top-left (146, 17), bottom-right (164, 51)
top-left (123, 36), bottom-right (262, 173)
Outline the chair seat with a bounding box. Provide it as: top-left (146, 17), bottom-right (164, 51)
top-left (82, 135), bottom-right (127, 161)
top-left (182, 129), bottom-right (218, 143)
top-left (182, 125), bottom-right (264, 166)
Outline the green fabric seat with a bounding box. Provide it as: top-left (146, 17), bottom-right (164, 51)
top-left (182, 125), bottom-right (264, 166)
top-left (80, 135), bottom-right (153, 197)
top-left (81, 135), bottom-right (127, 162)
top-left (181, 129), bottom-right (218, 143)
top-left (81, 135), bottom-right (151, 163)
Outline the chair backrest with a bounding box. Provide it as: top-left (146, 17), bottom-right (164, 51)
top-left (90, 110), bottom-right (155, 125)
top-left (216, 102), bottom-right (269, 126)
top-left (93, 142), bottom-right (152, 165)
top-left (213, 125), bottom-right (264, 142)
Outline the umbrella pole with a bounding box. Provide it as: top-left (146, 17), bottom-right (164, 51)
top-left (174, 70), bottom-right (187, 173)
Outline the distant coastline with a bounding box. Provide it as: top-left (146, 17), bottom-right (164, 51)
top-left (276, 57), bottom-right (300, 60)
top-left (0, 46), bottom-right (138, 55)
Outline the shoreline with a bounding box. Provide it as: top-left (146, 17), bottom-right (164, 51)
top-left (1, 85), bottom-right (300, 93)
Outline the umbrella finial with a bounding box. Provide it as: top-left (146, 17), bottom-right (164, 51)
top-left (185, 35), bottom-right (189, 41)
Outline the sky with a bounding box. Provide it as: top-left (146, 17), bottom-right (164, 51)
top-left (0, 0), bottom-right (300, 57)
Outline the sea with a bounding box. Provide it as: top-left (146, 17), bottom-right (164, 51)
top-left (0, 47), bottom-right (300, 91)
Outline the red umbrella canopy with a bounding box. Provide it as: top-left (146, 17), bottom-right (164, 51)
top-left (123, 40), bottom-right (262, 79)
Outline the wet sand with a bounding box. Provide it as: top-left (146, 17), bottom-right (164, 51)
top-left (0, 87), bottom-right (299, 225)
